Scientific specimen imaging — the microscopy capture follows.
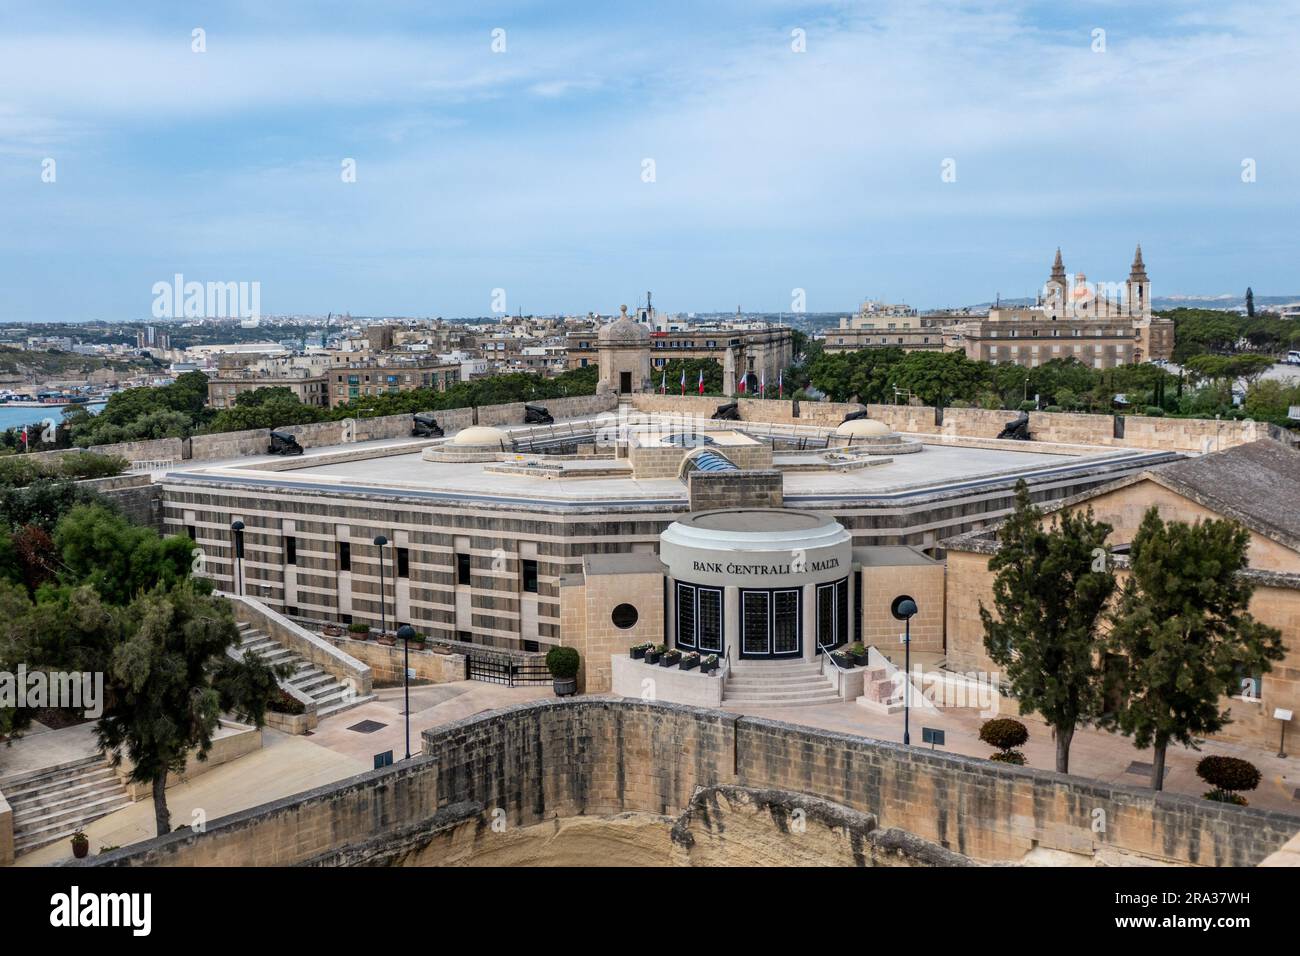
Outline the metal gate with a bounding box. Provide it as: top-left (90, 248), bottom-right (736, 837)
top-left (466, 650), bottom-right (551, 686)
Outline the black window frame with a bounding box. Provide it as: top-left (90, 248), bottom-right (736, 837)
top-left (456, 552), bottom-right (471, 585)
top-left (396, 546), bottom-right (410, 578)
top-left (675, 581), bottom-right (723, 654)
top-left (739, 587), bottom-right (802, 659)
top-left (521, 558), bottom-right (539, 594)
top-left (284, 535), bottom-right (297, 566)
top-left (337, 541), bottom-right (351, 572)
top-left (815, 577), bottom-right (850, 652)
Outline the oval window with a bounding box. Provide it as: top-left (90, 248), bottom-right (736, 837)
top-left (611, 603), bottom-right (639, 629)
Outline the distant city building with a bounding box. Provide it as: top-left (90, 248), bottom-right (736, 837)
top-left (328, 357), bottom-right (461, 407)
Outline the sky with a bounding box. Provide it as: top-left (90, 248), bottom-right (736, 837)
top-left (1, 0), bottom-right (1297, 322)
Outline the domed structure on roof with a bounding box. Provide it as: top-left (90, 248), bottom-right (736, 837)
top-left (835, 418), bottom-right (893, 438)
top-left (598, 304), bottom-right (651, 344)
top-left (452, 425), bottom-right (508, 446)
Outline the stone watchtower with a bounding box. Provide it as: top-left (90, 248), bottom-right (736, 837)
top-left (597, 304), bottom-right (652, 395)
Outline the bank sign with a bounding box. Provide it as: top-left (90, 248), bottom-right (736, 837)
top-left (663, 541), bottom-right (851, 588)
top-left (691, 557), bottom-right (841, 576)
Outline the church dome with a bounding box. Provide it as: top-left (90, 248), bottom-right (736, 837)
top-left (835, 418), bottom-right (893, 438)
top-left (452, 425), bottom-right (508, 446)
top-left (598, 305), bottom-right (651, 345)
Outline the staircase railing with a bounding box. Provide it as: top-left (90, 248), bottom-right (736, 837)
top-left (817, 642), bottom-right (845, 673)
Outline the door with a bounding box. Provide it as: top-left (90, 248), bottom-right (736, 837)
top-left (740, 588), bottom-right (801, 659)
top-left (619, 371), bottom-right (632, 393)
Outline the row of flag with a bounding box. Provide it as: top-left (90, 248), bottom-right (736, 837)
top-left (658, 367), bottom-right (783, 397)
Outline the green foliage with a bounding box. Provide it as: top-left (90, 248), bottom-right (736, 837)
top-left (545, 645), bottom-right (580, 679)
top-left (70, 371), bottom-right (212, 447)
top-left (1103, 509), bottom-right (1285, 789)
top-left (53, 504), bottom-right (193, 606)
top-left (0, 479), bottom-right (104, 533)
top-left (207, 388), bottom-right (329, 432)
top-left (0, 452), bottom-right (125, 488)
top-left (1195, 755), bottom-right (1261, 794)
top-left (981, 482), bottom-right (1116, 773)
top-left (979, 718), bottom-right (1029, 752)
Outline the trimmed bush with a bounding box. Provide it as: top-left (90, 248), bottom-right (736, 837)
top-left (347, 621), bottom-right (370, 634)
top-left (1196, 756), bottom-right (1260, 805)
top-left (545, 646), bottom-right (580, 679)
top-left (268, 689), bottom-right (305, 715)
top-left (979, 717), bottom-right (1029, 753)
top-left (1143, 406), bottom-right (1165, 417)
top-left (989, 750), bottom-right (1026, 765)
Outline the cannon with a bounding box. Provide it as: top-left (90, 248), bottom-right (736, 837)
top-left (996, 412), bottom-right (1032, 441)
top-left (841, 409), bottom-right (871, 424)
top-left (268, 431), bottom-right (304, 455)
top-left (711, 402), bottom-right (740, 421)
top-left (523, 404), bottom-right (554, 425)
top-left (412, 413), bottom-right (444, 437)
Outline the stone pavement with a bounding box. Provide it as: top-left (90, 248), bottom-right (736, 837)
top-left (721, 696), bottom-right (1300, 814)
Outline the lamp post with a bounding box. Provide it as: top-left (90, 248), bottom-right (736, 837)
top-left (373, 535), bottom-right (389, 637)
top-left (396, 624), bottom-right (416, 760)
top-left (230, 520), bottom-right (245, 596)
top-left (891, 595), bottom-right (918, 746)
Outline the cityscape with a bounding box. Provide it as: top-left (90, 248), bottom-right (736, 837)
top-left (1, 0), bottom-right (1298, 939)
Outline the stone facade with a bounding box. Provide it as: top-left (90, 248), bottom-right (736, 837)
top-left (687, 470), bottom-right (783, 511)
top-left (85, 699), bottom-right (1300, 868)
top-left (559, 553), bottom-right (665, 692)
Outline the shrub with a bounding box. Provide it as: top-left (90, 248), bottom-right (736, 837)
top-left (545, 646), bottom-right (580, 679)
top-left (1018, 400), bottom-right (1037, 412)
top-left (1196, 756), bottom-right (1260, 805)
top-left (347, 621), bottom-right (371, 634)
top-left (268, 690), bottom-right (305, 715)
top-left (979, 718), bottom-right (1029, 755)
top-left (1044, 405), bottom-right (1062, 413)
top-left (1143, 406), bottom-right (1165, 417)
top-left (989, 750), bottom-right (1026, 765)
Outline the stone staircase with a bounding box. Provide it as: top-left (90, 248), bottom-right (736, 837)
top-left (722, 658), bottom-right (842, 707)
top-left (236, 621), bottom-right (374, 720)
top-left (1, 755), bottom-right (131, 857)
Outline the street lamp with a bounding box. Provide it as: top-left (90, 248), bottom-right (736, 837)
top-left (373, 535), bottom-right (389, 636)
top-left (396, 624), bottom-right (416, 760)
top-left (892, 595), bottom-right (918, 746)
top-left (230, 520), bottom-right (245, 596)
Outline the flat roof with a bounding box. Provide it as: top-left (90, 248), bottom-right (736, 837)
top-left (160, 413), bottom-right (1177, 510)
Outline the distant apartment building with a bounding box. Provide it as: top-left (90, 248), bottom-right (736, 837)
top-left (823, 301), bottom-right (952, 353)
top-left (328, 357), bottom-right (460, 407)
top-left (956, 246), bottom-right (1174, 369)
top-left (207, 366), bottom-right (330, 409)
top-left (137, 326), bottom-right (172, 351)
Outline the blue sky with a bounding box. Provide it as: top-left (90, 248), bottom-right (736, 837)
top-left (1, 0), bottom-right (1297, 322)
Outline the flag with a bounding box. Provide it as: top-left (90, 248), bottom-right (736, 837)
top-left (20, 426), bottom-right (28, 449)
top-left (697, 369), bottom-right (705, 394)
top-left (778, 368), bottom-right (783, 398)
top-left (660, 370), bottom-right (666, 394)
top-left (738, 375), bottom-right (746, 394)
top-left (679, 366), bottom-right (686, 395)
top-left (760, 370), bottom-right (766, 396)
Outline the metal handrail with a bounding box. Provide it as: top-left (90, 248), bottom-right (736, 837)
top-left (817, 641), bottom-right (845, 673)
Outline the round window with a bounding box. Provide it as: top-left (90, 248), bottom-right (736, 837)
top-left (611, 603), bottom-right (639, 629)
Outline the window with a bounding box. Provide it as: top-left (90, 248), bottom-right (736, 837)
top-left (284, 536), bottom-right (297, 565)
top-left (521, 559), bottom-right (539, 593)
top-left (611, 603), bottom-right (638, 629)
top-left (285, 606), bottom-right (298, 617)
top-left (457, 630), bottom-right (472, 643)
top-left (816, 578), bottom-right (849, 650)
top-left (337, 541), bottom-right (351, 571)
top-left (185, 525), bottom-right (198, 543)
top-left (522, 640), bottom-right (540, 653)
top-left (741, 588), bottom-right (800, 658)
top-left (396, 547), bottom-right (409, 578)
top-left (676, 581), bottom-right (722, 650)
top-left (456, 552), bottom-right (471, 585)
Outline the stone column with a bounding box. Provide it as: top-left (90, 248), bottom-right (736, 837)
top-left (802, 582), bottom-right (818, 662)
top-left (723, 349), bottom-right (736, 398)
top-left (724, 585), bottom-right (739, 662)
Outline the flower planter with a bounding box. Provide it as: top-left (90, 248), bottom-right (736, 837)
top-left (71, 834), bottom-right (89, 859)
top-left (377, 636), bottom-right (396, 647)
top-left (630, 646), bottom-right (647, 660)
top-left (851, 652), bottom-right (869, 668)
top-left (645, 650), bottom-right (662, 665)
top-left (660, 653), bottom-right (681, 668)
top-left (553, 677), bottom-right (577, 697)
top-left (679, 659), bottom-right (699, 671)
top-left (700, 661), bottom-right (717, 674)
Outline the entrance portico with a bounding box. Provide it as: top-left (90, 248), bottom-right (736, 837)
top-left (659, 509), bottom-right (854, 663)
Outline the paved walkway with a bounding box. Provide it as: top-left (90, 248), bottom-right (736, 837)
top-left (722, 696), bottom-right (1300, 814)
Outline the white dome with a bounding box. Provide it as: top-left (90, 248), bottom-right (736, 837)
top-left (835, 418), bottom-right (893, 438)
top-left (452, 425), bottom-right (508, 446)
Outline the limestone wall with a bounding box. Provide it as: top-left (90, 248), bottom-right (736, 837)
top-left (318, 634), bottom-right (468, 685)
top-left (688, 470), bottom-right (783, 511)
top-left (86, 699), bottom-right (1300, 868)
top-left (859, 560), bottom-right (945, 656)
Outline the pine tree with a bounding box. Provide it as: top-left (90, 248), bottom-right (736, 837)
top-left (1103, 509), bottom-right (1283, 790)
top-left (1245, 287), bottom-right (1255, 317)
top-left (981, 481), bottom-right (1116, 773)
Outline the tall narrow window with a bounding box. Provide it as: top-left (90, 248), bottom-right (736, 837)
top-left (676, 582), bottom-right (697, 650)
top-left (284, 536), bottom-right (297, 565)
top-left (521, 559), bottom-right (539, 593)
top-left (396, 547), bottom-right (410, 578)
top-left (337, 541), bottom-right (351, 572)
top-left (456, 552), bottom-right (471, 585)
top-left (697, 588), bottom-right (722, 653)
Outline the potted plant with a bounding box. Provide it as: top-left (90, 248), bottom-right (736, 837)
top-left (322, 623), bottom-right (344, 637)
top-left (660, 648), bottom-right (682, 667)
top-left (701, 653), bottom-right (719, 675)
top-left (645, 644), bottom-right (665, 665)
top-left (376, 629), bottom-right (396, 647)
top-left (347, 621), bottom-right (372, 641)
top-left (830, 649), bottom-right (854, 669)
top-left (545, 646), bottom-right (580, 697)
top-left (1196, 756), bottom-right (1261, 806)
top-left (848, 642), bottom-right (868, 667)
top-left (629, 642), bottom-right (652, 660)
top-left (979, 718), bottom-right (1029, 765)
top-left (71, 831), bottom-right (89, 859)
top-left (679, 650), bottom-right (700, 671)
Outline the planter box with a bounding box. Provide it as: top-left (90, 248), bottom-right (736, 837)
top-left (645, 651), bottom-right (662, 665)
top-left (630, 647), bottom-right (647, 660)
top-left (660, 654), bottom-right (681, 667)
top-left (679, 658), bottom-right (699, 671)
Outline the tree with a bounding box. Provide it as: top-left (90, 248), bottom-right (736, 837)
top-left (1103, 509), bottom-right (1284, 790)
top-left (1245, 287), bottom-right (1255, 318)
top-left (893, 351), bottom-right (988, 406)
top-left (981, 482), bottom-right (1116, 773)
top-left (95, 579), bottom-right (283, 835)
top-left (54, 504), bottom-right (192, 606)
